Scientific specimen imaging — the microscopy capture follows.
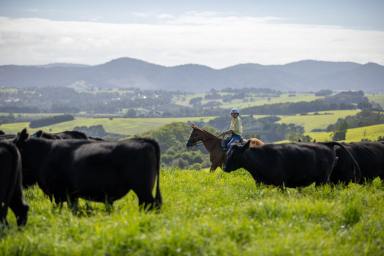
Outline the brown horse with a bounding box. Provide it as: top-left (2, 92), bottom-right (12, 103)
top-left (186, 124), bottom-right (265, 172)
top-left (186, 124), bottom-right (226, 172)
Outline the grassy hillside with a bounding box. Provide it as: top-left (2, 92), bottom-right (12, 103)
top-left (174, 93), bottom-right (322, 109)
top-left (220, 93), bottom-right (322, 109)
top-left (367, 93), bottom-right (384, 108)
top-left (307, 123), bottom-right (384, 142)
top-left (279, 110), bottom-right (360, 132)
top-left (0, 117), bottom-right (213, 136)
top-left (0, 110), bottom-right (358, 138)
top-left (1, 169), bottom-right (383, 255)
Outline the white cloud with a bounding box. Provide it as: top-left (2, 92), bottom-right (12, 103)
top-left (0, 13), bottom-right (383, 68)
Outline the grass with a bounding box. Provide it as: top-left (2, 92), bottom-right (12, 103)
top-left (173, 93), bottom-right (323, 109)
top-left (279, 110), bottom-right (360, 132)
top-left (367, 93), bottom-right (384, 108)
top-left (1, 169), bottom-right (383, 255)
top-left (0, 117), bottom-right (214, 136)
top-left (0, 109), bottom-right (367, 140)
top-left (220, 93), bottom-right (323, 109)
top-left (306, 124), bottom-right (384, 142)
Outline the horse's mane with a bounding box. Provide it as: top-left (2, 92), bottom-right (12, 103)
top-left (192, 125), bottom-right (220, 140)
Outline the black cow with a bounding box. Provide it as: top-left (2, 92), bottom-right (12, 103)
top-left (331, 142), bottom-right (384, 184)
top-left (0, 141), bottom-right (29, 226)
top-left (21, 130), bottom-right (100, 188)
top-left (33, 130), bottom-right (88, 140)
top-left (14, 129), bottom-right (162, 210)
top-left (224, 142), bottom-right (359, 188)
top-left (0, 132), bottom-right (16, 141)
top-left (0, 135), bottom-right (16, 141)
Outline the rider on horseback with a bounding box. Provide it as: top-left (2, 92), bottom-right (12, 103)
top-left (220, 108), bottom-right (243, 151)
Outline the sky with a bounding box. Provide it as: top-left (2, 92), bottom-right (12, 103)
top-left (0, 0), bottom-right (383, 68)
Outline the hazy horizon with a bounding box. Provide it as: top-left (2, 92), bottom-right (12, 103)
top-left (1, 56), bottom-right (382, 69)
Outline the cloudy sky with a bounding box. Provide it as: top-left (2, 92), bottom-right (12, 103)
top-left (0, 0), bottom-right (383, 68)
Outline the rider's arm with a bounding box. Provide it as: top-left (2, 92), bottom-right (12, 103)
top-left (219, 130), bottom-right (233, 137)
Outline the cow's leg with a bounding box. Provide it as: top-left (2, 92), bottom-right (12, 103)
top-left (52, 195), bottom-right (64, 210)
top-left (104, 196), bottom-right (114, 213)
top-left (8, 187), bottom-right (29, 227)
top-left (66, 194), bottom-right (79, 213)
top-left (0, 206), bottom-right (9, 227)
top-left (315, 174), bottom-right (329, 187)
top-left (85, 201), bottom-right (94, 215)
top-left (135, 189), bottom-right (155, 211)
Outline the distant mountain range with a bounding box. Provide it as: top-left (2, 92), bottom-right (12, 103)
top-left (0, 58), bottom-right (383, 92)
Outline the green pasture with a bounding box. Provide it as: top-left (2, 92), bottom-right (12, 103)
top-left (220, 93), bottom-right (322, 109)
top-left (307, 124), bottom-right (384, 142)
top-left (173, 93), bottom-right (322, 109)
top-left (367, 93), bottom-right (384, 108)
top-left (0, 109), bottom-right (363, 138)
top-left (279, 110), bottom-right (360, 132)
top-left (1, 170), bottom-right (383, 255)
top-left (0, 117), bottom-right (214, 136)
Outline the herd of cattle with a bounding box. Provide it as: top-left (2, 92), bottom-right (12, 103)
top-left (1, 127), bottom-right (384, 229)
top-left (225, 139), bottom-right (384, 187)
top-left (1, 129), bottom-right (161, 228)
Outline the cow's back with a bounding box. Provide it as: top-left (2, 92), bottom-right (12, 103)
top-left (349, 142), bottom-right (384, 180)
top-left (245, 143), bottom-right (335, 187)
top-left (65, 139), bottom-right (158, 203)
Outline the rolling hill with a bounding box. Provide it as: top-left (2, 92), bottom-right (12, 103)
top-left (0, 58), bottom-right (383, 92)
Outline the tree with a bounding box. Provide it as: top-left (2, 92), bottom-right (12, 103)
top-left (332, 120), bottom-right (348, 141)
top-left (126, 109), bottom-right (137, 117)
top-left (315, 89), bottom-right (333, 96)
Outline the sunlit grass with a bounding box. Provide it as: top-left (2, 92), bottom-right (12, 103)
top-left (307, 123), bottom-right (384, 142)
top-left (279, 110), bottom-right (360, 132)
top-left (1, 169), bottom-right (383, 255)
top-left (367, 93), bottom-right (384, 108)
top-left (0, 117), bottom-right (214, 136)
top-left (173, 93), bottom-right (323, 109)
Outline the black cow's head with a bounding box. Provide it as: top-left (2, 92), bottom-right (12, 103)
top-left (14, 128), bottom-right (40, 187)
top-left (13, 128), bottom-right (29, 148)
top-left (223, 143), bottom-right (247, 172)
top-left (33, 130), bottom-right (58, 139)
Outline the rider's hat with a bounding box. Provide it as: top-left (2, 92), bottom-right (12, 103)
top-left (230, 108), bottom-right (240, 114)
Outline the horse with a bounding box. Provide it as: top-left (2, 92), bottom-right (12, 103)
top-left (186, 124), bottom-right (264, 172)
top-left (186, 124), bottom-right (225, 172)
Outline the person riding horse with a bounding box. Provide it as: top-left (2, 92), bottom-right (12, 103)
top-left (220, 108), bottom-right (243, 151)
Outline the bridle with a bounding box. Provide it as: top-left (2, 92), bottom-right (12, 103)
top-left (187, 128), bottom-right (223, 147)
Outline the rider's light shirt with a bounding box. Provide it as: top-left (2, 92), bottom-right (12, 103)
top-left (229, 116), bottom-right (243, 136)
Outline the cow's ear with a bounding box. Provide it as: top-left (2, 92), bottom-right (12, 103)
top-left (35, 130), bottom-right (43, 138)
top-left (231, 144), bottom-right (242, 152)
top-left (14, 128), bottom-right (29, 145)
top-left (238, 144), bottom-right (248, 153)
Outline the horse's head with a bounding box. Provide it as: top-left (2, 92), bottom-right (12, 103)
top-left (186, 124), bottom-right (204, 148)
